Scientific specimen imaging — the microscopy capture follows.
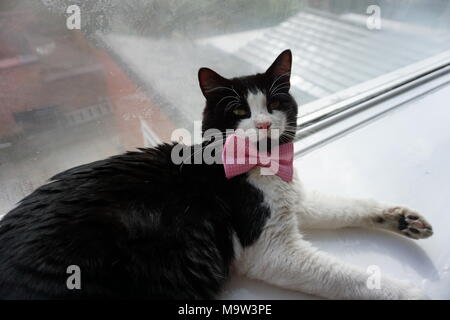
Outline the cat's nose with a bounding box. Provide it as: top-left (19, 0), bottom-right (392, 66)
top-left (256, 121), bottom-right (271, 129)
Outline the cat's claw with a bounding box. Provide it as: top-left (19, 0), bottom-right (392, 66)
top-left (375, 206), bottom-right (433, 239)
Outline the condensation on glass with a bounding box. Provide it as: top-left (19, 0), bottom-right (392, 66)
top-left (1, 0), bottom-right (450, 214)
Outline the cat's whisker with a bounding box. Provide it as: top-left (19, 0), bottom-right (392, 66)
top-left (271, 86), bottom-right (291, 97)
top-left (279, 132), bottom-right (296, 143)
top-left (230, 86), bottom-right (240, 98)
top-left (268, 71), bottom-right (291, 94)
top-left (271, 93), bottom-right (290, 99)
top-left (225, 101), bottom-right (240, 110)
top-left (205, 86), bottom-right (235, 94)
top-left (217, 95), bottom-right (239, 107)
top-left (281, 125), bottom-right (300, 130)
top-left (270, 81), bottom-right (290, 96)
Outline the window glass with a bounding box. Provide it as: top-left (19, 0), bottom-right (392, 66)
top-left (1, 0), bottom-right (450, 213)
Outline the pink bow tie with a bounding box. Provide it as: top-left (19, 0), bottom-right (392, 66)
top-left (222, 134), bottom-right (294, 182)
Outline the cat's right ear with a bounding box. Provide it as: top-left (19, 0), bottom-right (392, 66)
top-left (198, 68), bottom-right (229, 99)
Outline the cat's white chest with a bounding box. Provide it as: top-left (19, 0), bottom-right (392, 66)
top-left (246, 167), bottom-right (302, 217)
top-left (232, 168), bottom-right (304, 274)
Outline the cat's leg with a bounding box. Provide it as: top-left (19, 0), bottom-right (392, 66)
top-left (238, 226), bottom-right (427, 300)
top-left (297, 189), bottom-right (433, 239)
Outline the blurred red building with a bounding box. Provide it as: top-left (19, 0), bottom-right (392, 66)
top-left (0, 7), bottom-right (175, 152)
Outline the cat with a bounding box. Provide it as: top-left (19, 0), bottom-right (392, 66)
top-left (0, 49), bottom-right (433, 299)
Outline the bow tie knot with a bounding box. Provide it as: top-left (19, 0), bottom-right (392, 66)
top-left (221, 134), bottom-right (294, 182)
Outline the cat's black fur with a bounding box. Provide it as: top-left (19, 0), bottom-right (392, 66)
top-left (0, 50), bottom-right (297, 299)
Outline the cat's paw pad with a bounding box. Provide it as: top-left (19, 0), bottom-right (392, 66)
top-left (377, 207), bottom-right (433, 239)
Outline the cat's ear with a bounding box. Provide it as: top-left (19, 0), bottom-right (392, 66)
top-left (265, 49), bottom-right (292, 90)
top-left (198, 68), bottom-right (229, 99)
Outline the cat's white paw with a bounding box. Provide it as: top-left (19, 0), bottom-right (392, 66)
top-left (383, 278), bottom-right (429, 300)
top-left (395, 282), bottom-right (430, 300)
top-left (402, 287), bottom-right (430, 300)
top-left (374, 206), bottom-right (433, 239)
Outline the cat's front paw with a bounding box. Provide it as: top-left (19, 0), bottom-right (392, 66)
top-left (374, 207), bottom-right (433, 239)
top-left (394, 280), bottom-right (430, 300)
top-left (401, 286), bottom-right (430, 300)
top-left (384, 278), bottom-right (430, 300)
top-left (390, 285), bottom-right (430, 300)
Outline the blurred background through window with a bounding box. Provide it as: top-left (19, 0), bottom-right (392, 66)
top-left (1, 0), bottom-right (450, 213)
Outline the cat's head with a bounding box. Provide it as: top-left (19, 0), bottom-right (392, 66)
top-left (198, 49), bottom-right (297, 144)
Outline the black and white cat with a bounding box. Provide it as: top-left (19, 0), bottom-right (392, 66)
top-left (0, 50), bottom-right (433, 299)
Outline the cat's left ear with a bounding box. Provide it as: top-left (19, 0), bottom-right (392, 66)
top-left (265, 49), bottom-right (292, 91)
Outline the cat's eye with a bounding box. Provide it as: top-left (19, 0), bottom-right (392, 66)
top-left (269, 101), bottom-right (280, 109)
top-left (233, 108), bottom-right (248, 116)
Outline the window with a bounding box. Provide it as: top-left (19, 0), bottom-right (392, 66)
top-left (1, 0), bottom-right (450, 213)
